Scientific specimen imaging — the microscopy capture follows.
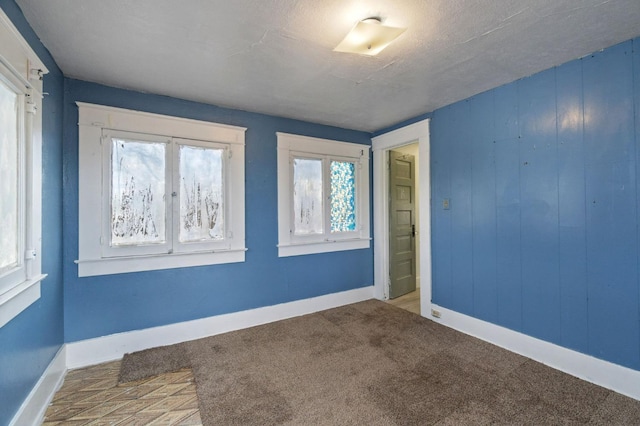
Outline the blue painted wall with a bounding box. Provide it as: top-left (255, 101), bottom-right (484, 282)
top-left (431, 38), bottom-right (640, 370)
top-left (0, 1), bottom-right (65, 423)
top-left (62, 79), bottom-right (373, 342)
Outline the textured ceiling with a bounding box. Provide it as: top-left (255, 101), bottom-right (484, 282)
top-left (15, 0), bottom-right (640, 132)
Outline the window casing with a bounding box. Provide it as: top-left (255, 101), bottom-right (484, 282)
top-left (0, 9), bottom-right (48, 328)
top-left (0, 77), bottom-right (24, 287)
top-left (277, 132), bottom-right (370, 257)
top-left (77, 103), bottom-right (246, 277)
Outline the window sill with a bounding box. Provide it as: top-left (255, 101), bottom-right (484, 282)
top-left (0, 274), bottom-right (46, 328)
top-left (278, 238), bottom-right (371, 257)
top-left (75, 249), bottom-right (247, 277)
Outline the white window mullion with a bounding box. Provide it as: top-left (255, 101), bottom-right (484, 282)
top-left (322, 156), bottom-right (331, 241)
top-left (22, 91), bottom-right (34, 278)
top-left (289, 153), bottom-right (297, 238)
top-left (168, 138), bottom-right (177, 254)
top-left (289, 153), bottom-right (295, 237)
top-left (17, 91), bottom-right (26, 276)
top-left (223, 146), bottom-right (231, 248)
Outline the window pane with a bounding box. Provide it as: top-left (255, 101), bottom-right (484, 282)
top-left (330, 160), bottom-right (356, 232)
top-left (0, 80), bottom-right (18, 270)
top-left (179, 145), bottom-right (224, 242)
top-left (293, 158), bottom-right (323, 235)
top-left (111, 139), bottom-right (166, 246)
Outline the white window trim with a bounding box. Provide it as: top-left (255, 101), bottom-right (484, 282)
top-left (76, 103), bottom-right (247, 277)
top-left (277, 132), bottom-right (370, 257)
top-left (0, 9), bottom-right (48, 328)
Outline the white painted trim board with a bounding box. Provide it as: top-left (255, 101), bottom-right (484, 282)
top-left (9, 346), bottom-right (66, 426)
top-left (10, 286), bottom-right (640, 426)
top-left (430, 304), bottom-right (640, 401)
top-left (66, 286), bottom-right (374, 369)
top-left (11, 287), bottom-right (373, 424)
top-left (371, 118), bottom-right (432, 315)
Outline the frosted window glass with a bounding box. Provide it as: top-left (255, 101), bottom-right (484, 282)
top-left (330, 161), bottom-right (357, 232)
top-left (0, 80), bottom-right (18, 271)
top-left (111, 139), bottom-right (166, 246)
top-left (179, 145), bottom-right (224, 242)
top-left (293, 158), bottom-right (323, 235)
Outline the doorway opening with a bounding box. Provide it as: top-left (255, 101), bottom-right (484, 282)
top-left (372, 119), bottom-right (431, 317)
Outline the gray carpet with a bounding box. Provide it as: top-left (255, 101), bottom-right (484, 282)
top-left (119, 299), bottom-right (640, 425)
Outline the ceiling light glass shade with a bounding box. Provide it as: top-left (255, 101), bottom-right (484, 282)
top-left (334, 19), bottom-right (406, 56)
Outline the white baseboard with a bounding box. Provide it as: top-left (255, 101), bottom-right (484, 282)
top-left (430, 304), bottom-right (640, 401)
top-left (10, 290), bottom-right (639, 426)
top-left (10, 346), bottom-right (67, 426)
top-left (66, 286), bottom-right (374, 369)
top-left (9, 287), bottom-right (373, 424)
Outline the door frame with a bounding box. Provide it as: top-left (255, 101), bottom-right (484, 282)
top-left (372, 119), bottom-right (431, 316)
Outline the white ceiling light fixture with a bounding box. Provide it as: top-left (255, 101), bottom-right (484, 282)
top-left (334, 17), bottom-right (407, 56)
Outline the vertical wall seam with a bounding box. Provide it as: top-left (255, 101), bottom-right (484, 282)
top-left (517, 80), bottom-right (524, 331)
top-left (493, 91), bottom-right (499, 322)
top-left (555, 66), bottom-right (562, 346)
top-left (632, 38), bottom-right (640, 364)
top-left (448, 115), bottom-right (454, 306)
top-left (580, 55), bottom-right (590, 355)
top-left (470, 102), bottom-right (475, 316)
top-left (449, 118), bottom-right (454, 306)
top-left (61, 77), bottom-right (68, 341)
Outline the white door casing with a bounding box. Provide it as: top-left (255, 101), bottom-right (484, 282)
top-left (372, 119), bottom-right (431, 316)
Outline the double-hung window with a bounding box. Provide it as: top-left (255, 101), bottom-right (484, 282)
top-left (77, 103), bottom-right (246, 276)
top-left (277, 132), bottom-right (370, 257)
top-left (0, 9), bottom-right (48, 327)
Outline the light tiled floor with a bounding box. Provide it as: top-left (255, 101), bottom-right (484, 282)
top-left (386, 287), bottom-right (420, 315)
top-left (43, 360), bottom-right (202, 425)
